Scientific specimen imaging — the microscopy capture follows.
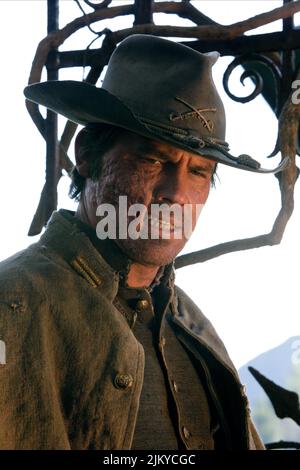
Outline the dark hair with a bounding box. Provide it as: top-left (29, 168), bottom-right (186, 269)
top-left (69, 123), bottom-right (218, 201)
top-left (69, 123), bottom-right (123, 201)
top-left (211, 164), bottom-right (218, 187)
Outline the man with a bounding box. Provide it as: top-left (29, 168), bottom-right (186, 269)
top-left (0, 35), bottom-right (286, 450)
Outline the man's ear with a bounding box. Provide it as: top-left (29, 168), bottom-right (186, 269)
top-left (75, 128), bottom-right (90, 177)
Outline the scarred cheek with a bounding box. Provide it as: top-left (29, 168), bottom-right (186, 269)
top-left (96, 162), bottom-right (155, 208)
top-left (117, 161), bottom-right (156, 201)
top-left (128, 174), bottom-right (154, 205)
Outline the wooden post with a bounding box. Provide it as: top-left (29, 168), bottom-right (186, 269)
top-left (134, 0), bottom-right (153, 25)
top-left (45, 0), bottom-right (59, 222)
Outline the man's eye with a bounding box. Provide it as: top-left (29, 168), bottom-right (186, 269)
top-left (190, 168), bottom-right (207, 177)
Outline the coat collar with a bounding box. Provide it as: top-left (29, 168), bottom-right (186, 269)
top-left (40, 209), bottom-right (120, 301)
top-left (40, 209), bottom-right (173, 301)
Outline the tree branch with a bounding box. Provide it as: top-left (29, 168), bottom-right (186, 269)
top-left (159, 1), bottom-right (218, 26)
top-left (111, 1), bottom-right (300, 43)
top-left (27, 1), bottom-right (300, 86)
top-left (27, 4), bottom-right (134, 85)
top-left (266, 441), bottom-right (300, 450)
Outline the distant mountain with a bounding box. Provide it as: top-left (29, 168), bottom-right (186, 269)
top-left (239, 336), bottom-right (300, 402)
top-left (238, 336), bottom-right (300, 445)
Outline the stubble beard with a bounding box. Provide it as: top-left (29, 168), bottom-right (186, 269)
top-left (114, 236), bottom-right (187, 267)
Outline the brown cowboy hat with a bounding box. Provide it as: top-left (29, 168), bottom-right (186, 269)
top-left (24, 34), bottom-right (288, 174)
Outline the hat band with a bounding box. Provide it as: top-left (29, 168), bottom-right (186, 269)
top-left (137, 114), bottom-right (229, 150)
top-left (136, 114), bottom-right (262, 170)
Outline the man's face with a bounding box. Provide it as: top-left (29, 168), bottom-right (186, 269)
top-left (89, 131), bottom-right (216, 266)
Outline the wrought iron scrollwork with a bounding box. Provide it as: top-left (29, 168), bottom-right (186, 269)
top-left (223, 53), bottom-right (282, 110)
top-left (82, 0), bottom-right (112, 9)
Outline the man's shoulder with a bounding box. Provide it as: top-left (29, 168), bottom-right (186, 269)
top-left (0, 242), bottom-right (68, 304)
top-left (0, 244), bottom-right (39, 283)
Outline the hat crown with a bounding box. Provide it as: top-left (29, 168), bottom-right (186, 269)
top-left (102, 35), bottom-right (226, 141)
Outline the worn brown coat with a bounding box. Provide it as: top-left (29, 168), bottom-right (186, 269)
top-left (0, 211), bottom-right (264, 449)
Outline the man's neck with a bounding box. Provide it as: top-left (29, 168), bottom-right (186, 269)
top-left (126, 262), bottom-right (160, 289)
top-left (75, 204), bottom-right (160, 289)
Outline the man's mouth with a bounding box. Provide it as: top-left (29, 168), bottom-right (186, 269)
top-left (149, 216), bottom-right (174, 230)
top-left (147, 216), bottom-right (184, 239)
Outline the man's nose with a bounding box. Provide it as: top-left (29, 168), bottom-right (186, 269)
top-left (153, 165), bottom-right (188, 205)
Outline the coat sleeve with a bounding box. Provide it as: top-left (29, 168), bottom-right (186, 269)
top-left (0, 280), bottom-right (70, 449)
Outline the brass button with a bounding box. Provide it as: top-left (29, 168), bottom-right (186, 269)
top-left (136, 299), bottom-right (149, 310)
top-left (114, 373), bottom-right (133, 390)
top-left (182, 426), bottom-right (191, 440)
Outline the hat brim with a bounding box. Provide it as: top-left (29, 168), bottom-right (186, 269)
top-left (24, 81), bottom-right (288, 174)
